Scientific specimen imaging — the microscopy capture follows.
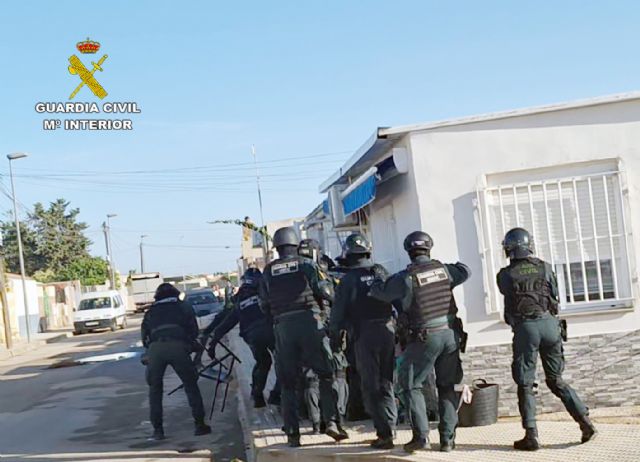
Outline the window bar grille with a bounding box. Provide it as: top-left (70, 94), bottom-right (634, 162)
top-left (497, 187), bottom-right (506, 236)
top-left (557, 181), bottom-right (575, 303)
top-left (513, 185), bottom-right (521, 226)
top-left (616, 173), bottom-right (634, 299)
top-left (587, 177), bottom-right (604, 300)
top-left (602, 175), bottom-right (619, 298)
top-left (526, 183), bottom-right (539, 255)
top-left (541, 182), bottom-right (556, 268)
top-left (572, 178), bottom-right (590, 302)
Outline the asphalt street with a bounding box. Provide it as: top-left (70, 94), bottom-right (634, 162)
top-left (0, 314), bottom-right (246, 462)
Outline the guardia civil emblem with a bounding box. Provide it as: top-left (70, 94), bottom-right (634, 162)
top-left (68, 38), bottom-right (108, 100)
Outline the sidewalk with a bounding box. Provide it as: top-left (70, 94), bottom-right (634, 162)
top-left (0, 329), bottom-right (73, 361)
top-left (228, 331), bottom-right (640, 462)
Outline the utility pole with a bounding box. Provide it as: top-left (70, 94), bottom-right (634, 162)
top-left (0, 255), bottom-right (13, 350)
top-left (7, 152), bottom-right (31, 343)
top-left (106, 214), bottom-right (117, 289)
top-left (139, 235), bottom-right (148, 273)
top-left (251, 145), bottom-right (269, 263)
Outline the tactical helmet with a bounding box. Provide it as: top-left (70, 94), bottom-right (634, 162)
top-left (502, 227), bottom-right (534, 259)
top-left (154, 282), bottom-right (181, 301)
top-left (343, 232), bottom-right (372, 256)
top-left (272, 226), bottom-right (298, 248)
top-left (241, 267), bottom-right (262, 287)
top-left (298, 238), bottom-right (321, 259)
top-left (403, 231), bottom-right (434, 253)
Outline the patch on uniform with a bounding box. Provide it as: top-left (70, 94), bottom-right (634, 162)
top-left (239, 295), bottom-right (259, 310)
top-left (360, 274), bottom-right (375, 286)
top-left (416, 268), bottom-right (448, 286)
top-left (271, 261), bottom-right (299, 276)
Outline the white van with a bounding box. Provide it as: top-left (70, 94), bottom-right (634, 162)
top-left (73, 290), bottom-right (127, 335)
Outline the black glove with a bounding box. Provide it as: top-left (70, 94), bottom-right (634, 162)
top-left (140, 351), bottom-right (149, 366)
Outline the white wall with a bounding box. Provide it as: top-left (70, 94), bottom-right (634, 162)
top-left (402, 99), bottom-right (640, 346)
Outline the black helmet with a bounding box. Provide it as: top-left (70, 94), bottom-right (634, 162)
top-left (154, 282), bottom-right (181, 301)
top-left (272, 226), bottom-right (298, 248)
top-left (241, 267), bottom-right (262, 287)
top-left (298, 238), bottom-right (321, 259)
top-left (502, 227), bottom-right (533, 259)
top-left (403, 231), bottom-right (433, 253)
top-left (343, 232), bottom-right (372, 256)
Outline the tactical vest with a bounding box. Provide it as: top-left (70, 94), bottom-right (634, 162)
top-left (349, 266), bottom-right (393, 324)
top-left (267, 256), bottom-right (319, 317)
top-left (407, 260), bottom-right (453, 326)
top-left (147, 301), bottom-right (188, 343)
top-left (505, 257), bottom-right (554, 318)
top-left (236, 285), bottom-right (266, 332)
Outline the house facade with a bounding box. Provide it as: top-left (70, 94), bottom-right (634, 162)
top-left (317, 92), bottom-right (640, 415)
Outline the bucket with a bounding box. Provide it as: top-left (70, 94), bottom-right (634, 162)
top-left (458, 379), bottom-right (499, 427)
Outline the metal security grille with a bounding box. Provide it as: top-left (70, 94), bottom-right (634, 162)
top-left (477, 170), bottom-right (634, 314)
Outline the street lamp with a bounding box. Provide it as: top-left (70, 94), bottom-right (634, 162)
top-left (6, 152), bottom-right (31, 343)
top-left (139, 235), bottom-right (148, 273)
top-left (106, 214), bottom-right (117, 289)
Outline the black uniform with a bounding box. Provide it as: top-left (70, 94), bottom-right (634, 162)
top-left (497, 257), bottom-right (588, 431)
top-left (330, 258), bottom-right (397, 440)
top-left (370, 256), bottom-right (470, 445)
top-left (141, 296), bottom-right (206, 431)
top-left (203, 283), bottom-right (280, 404)
top-left (259, 252), bottom-right (341, 439)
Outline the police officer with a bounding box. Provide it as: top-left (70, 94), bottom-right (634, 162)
top-left (259, 227), bottom-right (347, 447)
top-left (330, 233), bottom-right (398, 449)
top-left (141, 283), bottom-right (211, 440)
top-left (497, 227), bottom-right (596, 450)
top-left (201, 268), bottom-right (281, 408)
top-left (369, 231), bottom-right (470, 453)
top-left (298, 239), bottom-right (349, 433)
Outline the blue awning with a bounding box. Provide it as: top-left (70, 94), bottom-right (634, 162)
top-left (342, 174), bottom-right (376, 215)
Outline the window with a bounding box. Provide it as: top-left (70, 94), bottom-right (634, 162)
top-left (477, 165), bottom-right (634, 314)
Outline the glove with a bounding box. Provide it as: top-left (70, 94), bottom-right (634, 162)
top-left (140, 351), bottom-right (149, 366)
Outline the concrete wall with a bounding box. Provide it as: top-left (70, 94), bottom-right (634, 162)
top-left (377, 99), bottom-right (640, 347)
top-left (6, 275), bottom-right (40, 339)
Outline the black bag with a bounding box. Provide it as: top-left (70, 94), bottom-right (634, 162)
top-left (458, 379), bottom-right (499, 427)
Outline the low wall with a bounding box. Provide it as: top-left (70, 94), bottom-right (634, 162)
top-left (463, 329), bottom-right (640, 417)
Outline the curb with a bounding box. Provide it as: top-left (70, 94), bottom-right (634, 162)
top-left (230, 330), bottom-right (258, 462)
top-left (44, 332), bottom-right (73, 344)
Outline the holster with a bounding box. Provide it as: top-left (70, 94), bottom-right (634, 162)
top-left (453, 316), bottom-right (468, 353)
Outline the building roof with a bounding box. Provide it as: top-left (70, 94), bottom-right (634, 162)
top-left (319, 91), bottom-right (640, 193)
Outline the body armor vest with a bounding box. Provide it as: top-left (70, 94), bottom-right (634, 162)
top-left (236, 285), bottom-right (266, 332)
top-left (505, 257), bottom-right (554, 318)
top-left (267, 256), bottom-right (318, 317)
top-left (349, 266), bottom-right (393, 324)
top-left (407, 260), bottom-right (453, 327)
top-left (147, 301), bottom-right (188, 343)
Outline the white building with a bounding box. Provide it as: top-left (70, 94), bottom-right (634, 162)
top-left (318, 92), bottom-right (640, 414)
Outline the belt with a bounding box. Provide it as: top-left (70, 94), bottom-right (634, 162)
top-left (410, 324), bottom-right (450, 335)
top-left (273, 309), bottom-right (309, 323)
top-left (153, 337), bottom-right (185, 343)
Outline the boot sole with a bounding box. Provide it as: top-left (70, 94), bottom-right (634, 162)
top-left (582, 430), bottom-right (597, 444)
top-left (326, 429), bottom-right (349, 442)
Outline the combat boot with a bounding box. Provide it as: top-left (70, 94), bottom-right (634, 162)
top-left (310, 422), bottom-right (321, 434)
top-left (578, 415), bottom-right (597, 443)
top-left (514, 428), bottom-right (540, 451)
top-left (287, 434), bottom-right (301, 447)
top-left (150, 426), bottom-right (165, 441)
top-left (325, 422), bottom-right (349, 441)
top-left (403, 436), bottom-right (428, 453)
top-left (370, 436), bottom-right (395, 449)
top-left (194, 419), bottom-right (212, 436)
top-left (440, 435), bottom-right (456, 452)
top-left (253, 394), bottom-right (267, 408)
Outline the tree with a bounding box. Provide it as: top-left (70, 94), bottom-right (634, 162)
top-left (57, 256), bottom-right (108, 286)
top-left (0, 198), bottom-right (93, 282)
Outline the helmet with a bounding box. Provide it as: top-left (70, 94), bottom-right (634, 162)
top-left (272, 226), bottom-right (298, 248)
top-left (154, 282), bottom-right (181, 301)
top-left (343, 232), bottom-right (372, 256)
top-left (298, 238), bottom-right (321, 259)
top-left (241, 267), bottom-right (262, 287)
top-left (403, 231), bottom-right (434, 253)
top-left (502, 227), bottom-right (533, 259)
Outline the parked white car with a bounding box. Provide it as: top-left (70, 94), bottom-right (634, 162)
top-left (73, 290), bottom-right (127, 335)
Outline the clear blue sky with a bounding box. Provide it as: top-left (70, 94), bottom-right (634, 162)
top-left (0, 1), bottom-right (639, 276)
